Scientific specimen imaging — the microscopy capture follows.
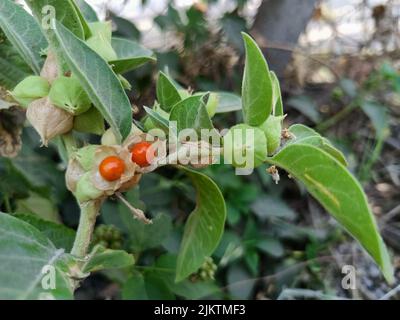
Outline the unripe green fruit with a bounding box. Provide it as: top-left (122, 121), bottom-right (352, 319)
top-left (12, 76), bottom-right (50, 108)
top-left (86, 35), bottom-right (118, 62)
top-left (49, 76), bottom-right (91, 115)
top-left (223, 124), bottom-right (267, 169)
top-left (258, 115), bottom-right (285, 155)
top-left (205, 93), bottom-right (219, 118)
top-left (75, 172), bottom-right (103, 203)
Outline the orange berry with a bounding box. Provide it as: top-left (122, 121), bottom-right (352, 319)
top-left (130, 142), bottom-right (155, 167)
top-left (99, 156), bottom-right (125, 181)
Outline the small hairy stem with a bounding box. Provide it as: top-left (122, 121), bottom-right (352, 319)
top-left (3, 195), bottom-right (12, 214)
top-left (316, 103), bottom-right (358, 132)
top-left (62, 133), bottom-right (77, 157)
top-left (71, 201), bottom-right (100, 258)
top-left (115, 192), bottom-right (152, 224)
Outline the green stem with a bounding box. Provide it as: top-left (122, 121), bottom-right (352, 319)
top-left (316, 103), bottom-right (358, 132)
top-left (62, 133), bottom-right (77, 157)
top-left (71, 201), bottom-right (100, 258)
top-left (3, 195), bottom-right (12, 214)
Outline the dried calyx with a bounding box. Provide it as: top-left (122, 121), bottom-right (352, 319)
top-left (26, 97), bottom-right (74, 146)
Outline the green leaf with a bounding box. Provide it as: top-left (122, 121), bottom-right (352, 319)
top-left (70, 0), bottom-right (94, 38)
top-left (251, 195), bottom-right (296, 221)
top-left (227, 264), bottom-right (255, 299)
top-left (241, 32), bottom-right (273, 126)
top-left (13, 213), bottom-right (76, 252)
top-left (15, 192), bottom-right (60, 223)
top-left (256, 238), bottom-right (285, 258)
top-left (287, 96), bottom-right (321, 123)
top-left (156, 72), bottom-right (182, 111)
top-left (176, 167), bottom-right (226, 282)
top-left (83, 245), bottom-right (135, 273)
top-left (0, 34), bottom-right (31, 88)
top-left (143, 106), bottom-right (170, 132)
top-left (26, 0), bottom-right (85, 40)
top-left (122, 211), bottom-right (173, 252)
top-left (53, 21), bottom-right (132, 142)
top-left (124, 258), bottom-right (177, 300)
top-left (170, 94), bottom-right (214, 134)
top-left (0, 213), bottom-right (74, 299)
top-left (0, 0), bottom-right (47, 74)
top-left (288, 124), bottom-right (348, 166)
top-left (151, 254), bottom-right (219, 299)
top-left (74, 0), bottom-right (98, 23)
top-left (244, 249), bottom-right (259, 276)
top-left (122, 271), bottom-right (148, 300)
top-left (215, 92), bottom-right (242, 113)
top-left (270, 71), bottom-right (283, 116)
top-left (360, 100), bottom-right (389, 139)
top-left (110, 13), bottom-right (140, 40)
top-left (110, 38), bottom-right (156, 74)
top-left (268, 144), bottom-right (394, 283)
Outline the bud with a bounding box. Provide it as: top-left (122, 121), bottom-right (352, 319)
top-left (223, 124), bottom-right (267, 169)
top-left (49, 76), bottom-right (91, 115)
top-left (40, 51), bottom-right (59, 83)
top-left (26, 97), bottom-right (74, 146)
top-left (258, 115), bottom-right (285, 155)
top-left (11, 76), bottom-right (50, 108)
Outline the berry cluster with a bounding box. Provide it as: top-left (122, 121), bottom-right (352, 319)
top-left (92, 225), bottom-right (123, 250)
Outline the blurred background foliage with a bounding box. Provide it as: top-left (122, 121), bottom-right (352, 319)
top-left (1, 0), bottom-right (400, 299)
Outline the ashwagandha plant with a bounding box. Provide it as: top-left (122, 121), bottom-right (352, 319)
top-left (0, 0), bottom-right (394, 299)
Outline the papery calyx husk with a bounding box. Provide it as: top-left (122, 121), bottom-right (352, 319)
top-left (258, 115), bottom-right (286, 155)
top-left (49, 76), bottom-right (91, 115)
top-left (123, 132), bottom-right (167, 174)
top-left (26, 97), bottom-right (74, 146)
top-left (75, 145), bottom-right (98, 171)
top-left (66, 144), bottom-right (142, 202)
top-left (223, 123), bottom-right (267, 169)
top-left (11, 76), bottom-right (50, 108)
top-left (76, 172), bottom-right (105, 203)
top-left (91, 145), bottom-right (139, 195)
top-left (40, 51), bottom-right (59, 83)
top-left (66, 157), bottom-right (86, 193)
